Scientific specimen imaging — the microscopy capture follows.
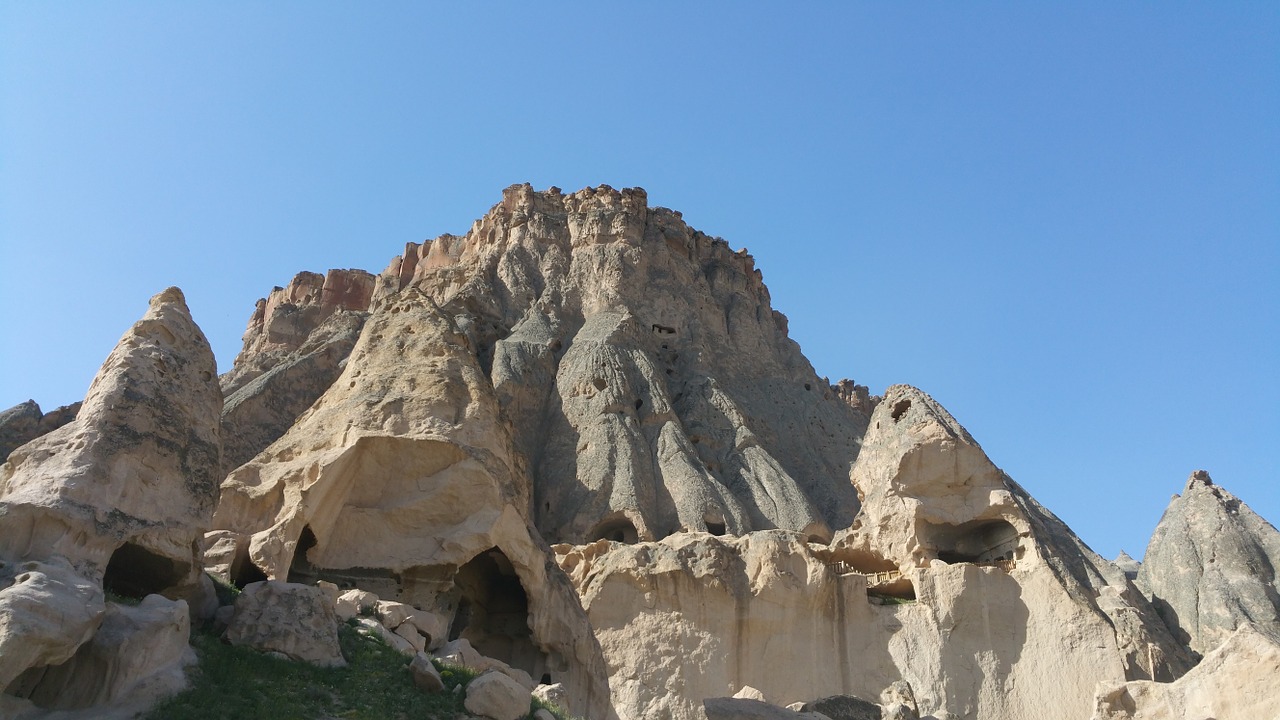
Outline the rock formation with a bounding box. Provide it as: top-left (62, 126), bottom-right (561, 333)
top-left (1138, 470), bottom-right (1280, 656)
top-left (2, 185), bottom-right (1275, 720)
top-left (554, 385), bottom-right (1192, 720)
top-left (208, 285), bottom-right (613, 717)
top-left (0, 400), bottom-right (80, 463)
top-left (1091, 623), bottom-right (1280, 720)
top-left (0, 287), bottom-right (222, 715)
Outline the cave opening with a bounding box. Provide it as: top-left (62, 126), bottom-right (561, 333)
top-left (589, 514), bottom-right (639, 544)
top-left (447, 547), bottom-right (548, 681)
top-left (229, 543), bottom-right (269, 589)
top-left (103, 542), bottom-right (187, 600)
top-left (285, 525), bottom-right (319, 585)
top-left (924, 518), bottom-right (1021, 565)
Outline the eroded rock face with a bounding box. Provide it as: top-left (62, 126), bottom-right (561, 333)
top-left (0, 287), bottom-right (222, 596)
top-left (0, 400), bottom-right (81, 462)
top-left (224, 581), bottom-right (344, 666)
top-left (209, 287), bottom-right (613, 718)
top-left (1091, 624), bottom-right (1280, 720)
top-left (1138, 471), bottom-right (1280, 656)
top-left (358, 184), bottom-right (867, 544)
top-left (5, 595), bottom-right (193, 711)
top-left (220, 268), bottom-right (375, 397)
top-left (0, 557), bottom-right (105, 692)
top-left (556, 386), bottom-right (1192, 720)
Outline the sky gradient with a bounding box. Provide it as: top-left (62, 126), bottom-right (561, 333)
top-left (2, 3), bottom-right (1276, 562)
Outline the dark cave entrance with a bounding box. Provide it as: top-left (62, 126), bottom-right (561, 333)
top-left (285, 525), bottom-right (319, 584)
top-left (924, 518), bottom-right (1021, 564)
top-left (447, 547), bottom-right (548, 680)
top-left (102, 542), bottom-right (187, 600)
top-left (588, 513), bottom-right (639, 544)
top-left (228, 542), bottom-right (268, 589)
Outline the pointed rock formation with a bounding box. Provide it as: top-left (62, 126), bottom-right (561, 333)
top-left (1138, 470), bottom-right (1280, 655)
top-left (0, 287), bottom-right (222, 594)
top-left (359, 184), bottom-right (867, 543)
top-left (0, 287), bottom-right (222, 712)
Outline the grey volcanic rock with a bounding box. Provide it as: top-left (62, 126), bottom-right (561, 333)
top-left (363, 184), bottom-right (867, 543)
top-left (0, 400), bottom-right (81, 462)
top-left (0, 287), bottom-right (223, 594)
top-left (1138, 470), bottom-right (1280, 655)
top-left (1113, 551), bottom-right (1140, 581)
top-left (220, 309), bottom-right (367, 469)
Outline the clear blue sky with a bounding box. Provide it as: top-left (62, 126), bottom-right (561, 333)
top-left (2, 4), bottom-right (1276, 561)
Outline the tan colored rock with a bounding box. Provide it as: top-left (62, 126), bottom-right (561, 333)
top-left (0, 287), bottom-right (222, 599)
top-left (5, 595), bottom-right (193, 711)
top-left (1091, 624), bottom-right (1280, 720)
top-left (224, 580), bottom-right (344, 666)
top-left (464, 670), bottom-right (532, 720)
top-left (210, 286), bottom-right (612, 718)
top-left (533, 681), bottom-right (567, 708)
top-left (557, 388), bottom-right (1192, 720)
top-left (410, 651), bottom-right (444, 692)
top-left (394, 620), bottom-right (426, 653)
top-left (704, 696), bottom-right (832, 720)
top-left (734, 686), bottom-right (769, 702)
top-left (0, 557), bottom-right (105, 692)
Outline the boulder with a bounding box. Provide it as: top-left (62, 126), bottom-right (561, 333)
top-left (735, 686), bottom-right (769, 702)
top-left (464, 670), bottom-right (531, 720)
top-left (1091, 624), bottom-right (1280, 720)
top-left (1138, 471), bottom-right (1280, 655)
top-left (878, 681), bottom-right (919, 720)
top-left (410, 651), bottom-right (444, 692)
top-left (224, 580), bottom-right (344, 666)
top-left (704, 696), bottom-right (831, 719)
top-left (5, 595), bottom-right (193, 711)
top-left (532, 681), bottom-right (567, 708)
top-left (798, 695), bottom-right (880, 720)
top-left (0, 557), bottom-right (105, 691)
top-left (0, 400), bottom-right (81, 463)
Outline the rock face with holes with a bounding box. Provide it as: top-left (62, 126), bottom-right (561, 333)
top-left (0, 288), bottom-right (220, 715)
top-left (1137, 471), bottom-right (1280, 656)
top-left (0, 287), bottom-right (223, 598)
top-left (552, 385), bottom-right (1193, 720)
top-left (1090, 623), bottom-right (1280, 720)
top-left (209, 286), bottom-right (613, 718)
top-left (224, 580), bottom-right (344, 666)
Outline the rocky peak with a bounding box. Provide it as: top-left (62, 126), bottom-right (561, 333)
top-left (1138, 470), bottom-right (1280, 655)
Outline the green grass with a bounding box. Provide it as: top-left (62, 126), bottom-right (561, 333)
top-left (147, 623), bottom-right (481, 720)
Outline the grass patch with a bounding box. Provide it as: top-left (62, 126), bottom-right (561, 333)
top-left (147, 623), bottom-right (480, 720)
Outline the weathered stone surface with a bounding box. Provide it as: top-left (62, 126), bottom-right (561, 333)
top-left (5, 595), bottom-right (193, 711)
top-left (533, 681), bottom-right (567, 708)
top-left (0, 287), bottom-right (223, 597)
top-left (0, 400), bottom-right (81, 462)
top-left (224, 580), bottom-right (344, 666)
top-left (878, 680), bottom-right (919, 720)
top-left (220, 269), bottom-right (375, 396)
top-left (410, 651), bottom-right (445, 692)
top-left (1113, 551), bottom-right (1141, 581)
top-left (1090, 624), bottom-right (1280, 720)
top-left (464, 670), bottom-right (531, 720)
top-left (704, 696), bottom-right (832, 720)
top-left (1138, 470), bottom-right (1280, 655)
top-left (220, 309), bottom-right (367, 470)
top-left (798, 694), bottom-right (880, 720)
top-left (358, 184), bottom-right (868, 544)
top-left (0, 557), bottom-right (105, 692)
top-left (556, 386), bottom-right (1192, 720)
